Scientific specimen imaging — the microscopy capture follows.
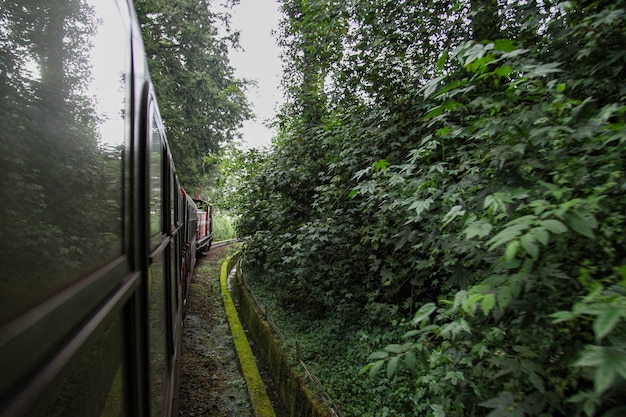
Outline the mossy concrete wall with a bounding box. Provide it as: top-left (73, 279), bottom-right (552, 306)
top-left (220, 255), bottom-right (275, 417)
top-left (230, 262), bottom-right (332, 417)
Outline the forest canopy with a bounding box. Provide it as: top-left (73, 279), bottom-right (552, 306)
top-left (135, 0), bottom-right (252, 191)
top-left (234, 0), bottom-right (626, 416)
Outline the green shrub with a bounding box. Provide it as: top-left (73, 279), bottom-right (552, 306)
top-left (212, 210), bottom-right (236, 241)
top-left (236, 1), bottom-right (626, 415)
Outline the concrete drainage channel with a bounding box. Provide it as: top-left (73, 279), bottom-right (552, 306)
top-left (219, 254), bottom-right (276, 417)
top-left (221, 253), bottom-right (344, 417)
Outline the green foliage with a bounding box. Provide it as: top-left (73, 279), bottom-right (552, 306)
top-left (236, 0), bottom-right (626, 415)
top-left (211, 210), bottom-right (237, 241)
top-left (135, 0), bottom-right (252, 191)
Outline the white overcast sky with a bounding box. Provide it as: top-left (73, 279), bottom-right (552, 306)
top-left (228, 0), bottom-right (283, 149)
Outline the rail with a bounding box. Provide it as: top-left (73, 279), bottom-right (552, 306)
top-left (209, 238), bottom-right (239, 250)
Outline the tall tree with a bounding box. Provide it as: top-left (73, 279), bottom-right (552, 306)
top-left (135, 0), bottom-right (252, 190)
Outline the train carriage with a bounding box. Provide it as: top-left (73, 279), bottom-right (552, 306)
top-left (193, 199), bottom-right (213, 254)
top-left (0, 1), bottom-right (205, 416)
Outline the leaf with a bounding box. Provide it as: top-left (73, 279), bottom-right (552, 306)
top-left (493, 39), bottom-right (517, 52)
top-left (550, 310), bottom-right (579, 323)
top-left (412, 302), bottom-right (437, 325)
top-left (423, 105), bottom-right (445, 120)
top-left (369, 359), bottom-right (385, 378)
top-left (528, 371), bottom-right (546, 393)
top-left (504, 240), bottom-right (520, 262)
top-left (450, 290), bottom-right (468, 312)
top-left (353, 166), bottom-right (372, 181)
top-left (594, 360), bottom-right (617, 395)
top-left (530, 227), bottom-right (549, 246)
top-left (408, 198), bottom-right (434, 217)
top-left (481, 293), bottom-right (496, 316)
top-left (466, 54), bottom-right (496, 74)
top-left (431, 404), bottom-right (445, 417)
top-left (538, 219), bottom-right (568, 234)
top-left (422, 75), bottom-right (446, 98)
top-left (487, 222), bottom-right (531, 251)
top-left (479, 391), bottom-right (516, 410)
top-left (592, 304), bottom-right (623, 341)
top-left (509, 273), bottom-right (524, 298)
top-left (569, 97), bottom-right (598, 125)
top-left (384, 344), bottom-right (405, 354)
top-left (575, 345), bottom-right (626, 395)
top-left (523, 62), bottom-right (563, 77)
top-left (368, 351), bottom-right (389, 360)
top-left (393, 232), bottom-right (409, 252)
top-left (520, 234), bottom-right (539, 259)
top-left (404, 350), bottom-right (417, 370)
top-left (463, 293), bottom-right (484, 314)
top-left (497, 286), bottom-right (512, 310)
top-left (464, 219), bottom-right (493, 239)
top-left (500, 48), bottom-right (529, 60)
top-left (403, 329), bottom-right (421, 338)
top-left (483, 193), bottom-right (509, 215)
top-left (442, 205), bottom-right (466, 228)
top-left (436, 48), bottom-right (448, 71)
top-left (440, 319), bottom-right (471, 338)
top-left (564, 209), bottom-right (597, 239)
top-left (436, 79), bottom-right (464, 96)
top-left (387, 355), bottom-right (399, 378)
top-left (494, 65), bottom-right (513, 78)
top-left (372, 159), bottom-right (390, 172)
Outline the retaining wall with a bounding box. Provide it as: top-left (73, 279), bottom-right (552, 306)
top-left (229, 259), bottom-right (335, 417)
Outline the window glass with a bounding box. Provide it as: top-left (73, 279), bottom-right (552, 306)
top-left (148, 252), bottom-right (167, 417)
top-left (0, 0), bottom-right (127, 325)
top-left (149, 115), bottom-right (163, 243)
top-left (28, 309), bottom-right (129, 417)
top-left (170, 171), bottom-right (176, 230)
top-left (169, 244), bottom-right (179, 330)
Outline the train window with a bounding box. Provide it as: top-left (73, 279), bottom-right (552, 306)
top-left (171, 170), bottom-right (176, 230)
top-left (148, 252), bottom-right (168, 417)
top-left (149, 113), bottom-right (164, 245)
top-left (170, 241), bottom-right (179, 312)
top-left (26, 308), bottom-right (130, 417)
top-left (0, 0), bottom-right (128, 325)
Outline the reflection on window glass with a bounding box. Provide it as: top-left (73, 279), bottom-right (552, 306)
top-left (148, 253), bottom-right (167, 417)
top-left (0, 0), bottom-right (127, 325)
top-left (149, 115), bottom-right (163, 242)
top-left (170, 171), bottom-right (176, 230)
top-left (29, 310), bottom-right (128, 417)
top-left (170, 245), bottom-right (179, 313)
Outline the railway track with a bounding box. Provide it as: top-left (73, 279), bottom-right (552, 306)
top-left (200, 239), bottom-right (340, 416)
top-left (182, 241), bottom-right (287, 417)
top-left (209, 238), bottom-right (239, 250)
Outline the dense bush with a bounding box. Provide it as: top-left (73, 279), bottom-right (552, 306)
top-left (235, 1), bottom-right (626, 415)
top-left (211, 210), bottom-right (237, 241)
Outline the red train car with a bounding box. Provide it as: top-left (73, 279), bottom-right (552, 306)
top-left (194, 199), bottom-right (213, 254)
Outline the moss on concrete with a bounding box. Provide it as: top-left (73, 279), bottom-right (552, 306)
top-left (230, 262), bottom-right (333, 417)
top-left (220, 255), bottom-right (276, 417)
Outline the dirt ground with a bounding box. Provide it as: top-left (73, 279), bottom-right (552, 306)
top-left (178, 246), bottom-right (251, 416)
top-left (178, 246), bottom-right (288, 417)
